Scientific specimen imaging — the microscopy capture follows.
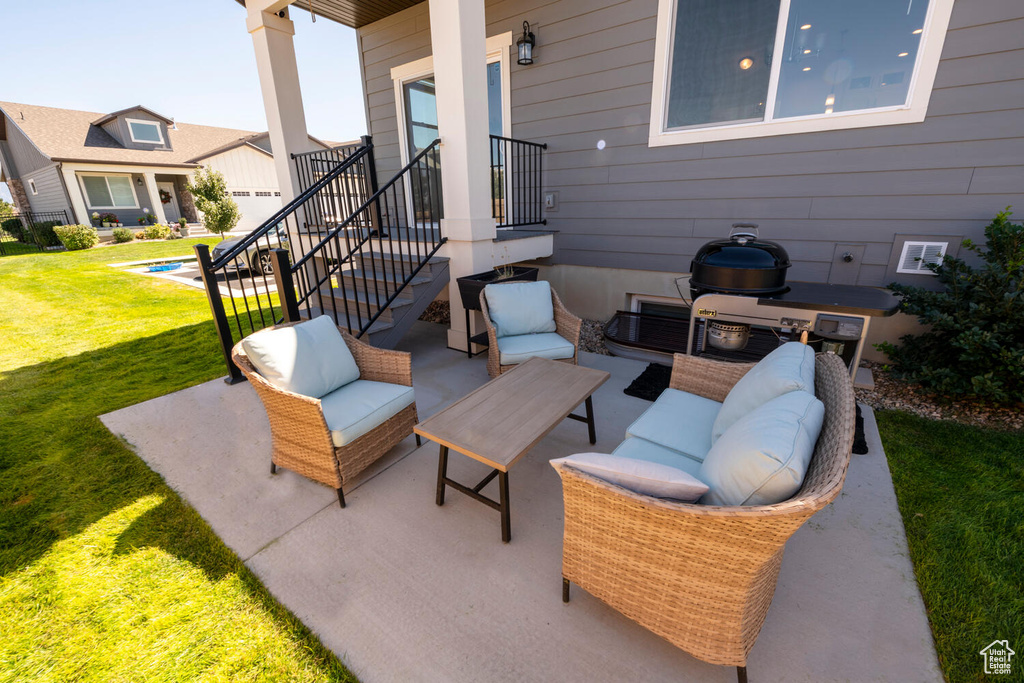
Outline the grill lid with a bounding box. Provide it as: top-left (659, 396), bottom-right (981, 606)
top-left (691, 224), bottom-right (791, 271)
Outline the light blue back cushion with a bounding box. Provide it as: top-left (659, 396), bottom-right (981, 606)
top-left (484, 281), bottom-right (557, 338)
top-left (711, 342), bottom-right (815, 443)
top-left (241, 315), bottom-right (360, 398)
top-left (698, 390), bottom-right (824, 506)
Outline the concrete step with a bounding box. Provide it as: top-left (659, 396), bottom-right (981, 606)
top-left (323, 288), bottom-right (414, 324)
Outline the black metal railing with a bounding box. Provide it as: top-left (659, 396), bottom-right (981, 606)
top-left (283, 137), bottom-right (444, 339)
top-left (195, 136), bottom-right (445, 382)
top-left (0, 210), bottom-right (70, 256)
top-left (293, 140), bottom-right (365, 193)
top-left (490, 134), bottom-right (547, 228)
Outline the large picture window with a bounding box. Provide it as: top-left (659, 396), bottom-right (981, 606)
top-left (79, 174), bottom-right (139, 209)
top-left (649, 0), bottom-right (954, 145)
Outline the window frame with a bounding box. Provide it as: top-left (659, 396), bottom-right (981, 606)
top-left (125, 117), bottom-right (166, 145)
top-left (648, 0), bottom-right (955, 147)
top-left (77, 172), bottom-right (140, 210)
top-left (630, 293), bottom-right (690, 316)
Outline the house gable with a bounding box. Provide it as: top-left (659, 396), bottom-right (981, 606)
top-left (93, 107), bottom-right (173, 152)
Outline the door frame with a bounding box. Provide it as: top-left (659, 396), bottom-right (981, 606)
top-left (156, 181), bottom-right (181, 223)
top-left (390, 31), bottom-right (513, 169)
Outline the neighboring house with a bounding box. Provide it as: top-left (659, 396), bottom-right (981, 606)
top-left (0, 101), bottom-right (344, 234)
top-left (234, 0), bottom-right (1024, 351)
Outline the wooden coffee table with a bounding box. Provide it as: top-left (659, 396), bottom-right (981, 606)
top-left (414, 357), bottom-right (610, 543)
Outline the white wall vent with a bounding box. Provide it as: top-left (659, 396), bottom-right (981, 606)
top-left (897, 241), bottom-right (947, 274)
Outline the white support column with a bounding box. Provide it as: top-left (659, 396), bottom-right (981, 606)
top-left (59, 166), bottom-right (90, 225)
top-left (428, 0), bottom-right (500, 351)
top-left (246, 5), bottom-right (314, 203)
top-left (142, 172), bottom-right (167, 225)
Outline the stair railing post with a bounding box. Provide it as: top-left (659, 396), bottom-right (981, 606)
top-left (271, 248), bottom-right (301, 323)
top-left (195, 244), bottom-right (245, 385)
top-left (362, 135), bottom-right (385, 236)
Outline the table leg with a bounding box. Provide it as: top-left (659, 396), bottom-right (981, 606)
top-left (436, 445), bottom-right (448, 506)
top-left (499, 470), bottom-right (511, 543)
top-left (465, 308), bottom-right (473, 359)
top-left (585, 395), bottom-right (597, 445)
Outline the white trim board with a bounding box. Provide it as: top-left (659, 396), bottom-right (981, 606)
top-left (647, 0), bottom-right (955, 147)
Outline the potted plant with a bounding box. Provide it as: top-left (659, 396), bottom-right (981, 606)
top-left (178, 217), bottom-right (189, 237)
top-left (91, 211), bottom-right (101, 228)
top-left (455, 248), bottom-right (539, 312)
top-left (100, 212), bottom-right (118, 228)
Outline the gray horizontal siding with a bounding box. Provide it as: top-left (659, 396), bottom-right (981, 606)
top-left (24, 164), bottom-right (71, 216)
top-left (359, 0), bottom-right (1024, 286)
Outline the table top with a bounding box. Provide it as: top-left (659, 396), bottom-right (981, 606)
top-left (414, 358), bottom-right (610, 472)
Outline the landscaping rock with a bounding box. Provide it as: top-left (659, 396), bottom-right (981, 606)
top-left (856, 361), bottom-right (1023, 431)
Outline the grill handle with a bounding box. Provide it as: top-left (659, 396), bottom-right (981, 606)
top-left (730, 223), bottom-right (759, 243)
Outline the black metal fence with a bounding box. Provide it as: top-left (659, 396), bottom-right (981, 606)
top-left (0, 210), bottom-right (70, 256)
top-left (196, 136), bottom-right (446, 382)
top-left (490, 135), bottom-right (547, 228)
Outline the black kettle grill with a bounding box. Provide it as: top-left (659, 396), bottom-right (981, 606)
top-left (689, 224), bottom-right (791, 301)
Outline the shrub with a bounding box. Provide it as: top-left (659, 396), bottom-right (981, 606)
top-left (143, 223), bottom-right (172, 240)
top-left (1, 216), bottom-right (22, 240)
top-left (23, 220), bottom-right (63, 247)
top-left (877, 208), bottom-right (1024, 404)
top-left (53, 224), bottom-right (99, 251)
top-left (187, 168), bottom-right (240, 237)
top-left (111, 227), bottom-right (134, 244)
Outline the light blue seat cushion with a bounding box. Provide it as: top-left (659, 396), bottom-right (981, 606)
top-left (698, 390), bottom-right (824, 507)
top-left (484, 281), bottom-right (557, 338)
top-left (611, 436), bottom-right (704, 479)
top-left (711, 342), bottom-right (815, 443)
top-left (551, 452), bottom-right (708, 502)
top-left (242, 315), bottom-right (360, 398)
top-left (625, 388), bottom-right (721, 463)
top-left (320, 379), bottom-right (415, 447)
top-left (497, 332), bottom-right (575, 365)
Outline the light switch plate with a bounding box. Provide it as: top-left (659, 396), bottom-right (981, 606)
top-left (544, 191), bottom-right (558, 211)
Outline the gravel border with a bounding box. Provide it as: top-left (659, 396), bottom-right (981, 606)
top-left (856, 361), bottom-right (1023, 431)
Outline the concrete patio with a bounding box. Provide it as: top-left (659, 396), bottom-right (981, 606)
top-left (100, 321), bottom-right (941, 683)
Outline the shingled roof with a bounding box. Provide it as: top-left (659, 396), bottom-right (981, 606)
top-left (0, 101), bottom-right (309, 168)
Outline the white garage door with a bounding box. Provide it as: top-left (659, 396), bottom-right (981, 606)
top-left (230, 190), bottom-right (283, 232)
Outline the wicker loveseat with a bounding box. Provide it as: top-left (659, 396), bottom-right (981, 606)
top-left (479, 281), bottom-right (583, 379)
top-left (552, 351), bottom-right (856, 682)
top-left (232, 320), bottom-right (419, 508)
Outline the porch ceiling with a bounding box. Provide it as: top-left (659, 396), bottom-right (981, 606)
top-left (239, 0), bottom-right (424, 28)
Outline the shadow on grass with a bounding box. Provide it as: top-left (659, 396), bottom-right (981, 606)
top-left (0, 321), bottom-right (230, 577)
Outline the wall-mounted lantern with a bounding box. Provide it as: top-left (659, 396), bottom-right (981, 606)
top-left (517, 21), bottom-right (536, 65)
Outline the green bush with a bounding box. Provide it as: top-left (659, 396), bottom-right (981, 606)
top-left (111, 227), bottom-right (135, 244)
top-left (1, 216), bottom-right (22, 240)
top-left (878, 208), bottom-right (1024, 404)
top-left (142, 224), bottom-right (172, 240)
top-left (53, 224), bottom-right (99, 251)
top-left (28, 220), bottom-right (62, 247)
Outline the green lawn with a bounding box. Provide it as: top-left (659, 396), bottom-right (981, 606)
top-left (0, 241), bottom-right (354, 682)
top-left (876, 411), bottom-right (1023, 683)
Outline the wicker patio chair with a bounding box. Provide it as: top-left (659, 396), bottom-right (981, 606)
top-left (479, 283), bottom-right (583, 378)
top-left (552, 352), bottom-right (856, 683)
top-left (232, 321), bottom-right (419, 507)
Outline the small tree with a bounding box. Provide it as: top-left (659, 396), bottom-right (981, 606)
top-left (186, 168), bottom-right (241, 238)
top-left (877, 208), bottom-right (1024, 404)
top-left (0, 196), bottom-right (13, 218)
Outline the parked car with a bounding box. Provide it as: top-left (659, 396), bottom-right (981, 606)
top-left (211, 225), bottom-right (288, 275)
